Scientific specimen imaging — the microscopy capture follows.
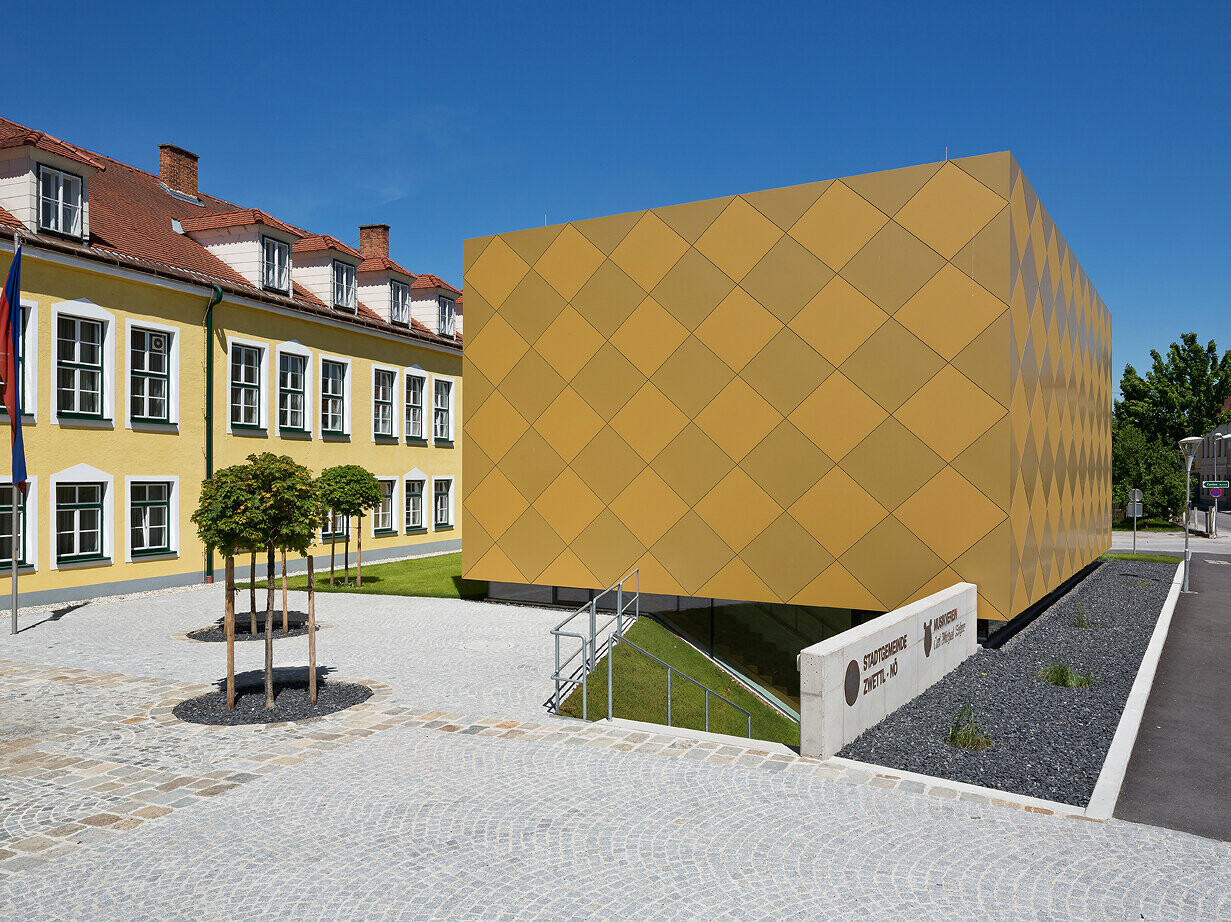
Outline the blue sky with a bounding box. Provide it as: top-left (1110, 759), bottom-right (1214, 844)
top-left (7, 1), bottom-right (1228, 385)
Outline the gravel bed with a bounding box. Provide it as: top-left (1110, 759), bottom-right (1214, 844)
top-left (187, 613), bottom-right (314, 643)
top-left (173, 677), bottom-right (372, 725)
top-left (839, 559), bottom-right (1176, 806)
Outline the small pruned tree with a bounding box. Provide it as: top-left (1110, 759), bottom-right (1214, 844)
top-left (317, 465), bottom-right (383, 588)
top-left (194, 453), bottom-right (319, 708)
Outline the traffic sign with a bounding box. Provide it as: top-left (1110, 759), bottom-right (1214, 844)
top-left (1130, 488), bottom-right (1143, 502)
top-left (1204, 481), bottom-right (1230, 489)
top-left (1127, 502), bottom-right (1143, 517)
top-left (1212, 488), bottom-right (1223, 499)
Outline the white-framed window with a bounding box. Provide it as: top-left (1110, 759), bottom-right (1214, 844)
top-left (390, 280), bottom-right (410, 325)
top-left (2, 300), bottom-right (38, 421)
top-left (373, 366), bottom-right (397, 440)
top-left (38, 165), bottom-right (84, 237)
top-left (432, 476), bottom-right (454, 529)
top-left (320, 510), bottom-right (351, 542)
top-left (262, 236), bottom-right (291, 293)
top-left (52, 299), bottom-right (114, 426)
top-left (127, 319), bottom-right (180, 428)
top-left (0, 477), bottom-right (37, 571)
top-left (374, 478), bottom-right (396, 535)
top-left (51, 464), bottom-right (115, 569)
top-left (433, 376), bottom-right (453, 442)
top-left (333, 260), bottom-right (357, 310)
top-left (405, 370), bottom-right (426, 441)
top-left (320, 355), bottom-right (350, 436)
top-left (437, 296), bottom-right (456, 337)
top-left (229, 340), bottom-right (267, 430)
top-left (404, 476), bottom-right (425, 530)
top-left (127, 477), bottom-right (179, 561)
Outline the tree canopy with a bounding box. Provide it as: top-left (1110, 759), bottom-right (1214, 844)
top-left (317, 465), bottom-right (384, 519)
top-left (193, 453), bottom-right (319, 556)
top-left (1112, 333), bottom-right (1230, 518)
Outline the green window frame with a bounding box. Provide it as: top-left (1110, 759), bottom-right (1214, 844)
top-left (278, 352), bottom-right (308, 433)
top-left (230, 344), bottom-right (263, 429)
top-left (373, 369), bottom-right (395, 439)
top-left (405, 373), bottom-right (425, 441)
top-left (433, 379), bottom-right (452, 442)
top-left (130, 327), bottom-right (170, 423)
top-left (374, 479), bottom-right (396, 535)
top-left (56, 315), bottom-right (104, 419)
top-left (56, 483), bottom-right (106, 564)
top-left (433, 478), bottom-right (452, 528)
top-left (320, 510), bottom-right (350, 542)
top-left (130, 481), bottom-right (172, 557)
top-left (321, 360), bottom-right (346, 435)
top-left (404, 479), bottom-right (424, 530)
top-left (0, 489), bottom-right (29, 568)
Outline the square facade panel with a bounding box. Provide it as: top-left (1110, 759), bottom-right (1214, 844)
top-left (463, 152), bottom-right (1112, 622)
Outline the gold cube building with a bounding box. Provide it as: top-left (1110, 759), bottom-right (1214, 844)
top-left (462, 152), bottom-right (1111, 625)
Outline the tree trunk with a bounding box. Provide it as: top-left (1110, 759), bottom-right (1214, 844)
top-left (329, 513), bottom-right (336, 588)
top-left (249, 548), bottom-right (257, 635)
top-left (224, 556), bottom-right (235, 710)
top-left (357, 516), bottom-right (363, 589)
top-left (281, 548), bottom-right (288, 634)
top-left (344, 521), bottom-right (350, 587)
top-left (264, 544), bottom-right (275, 709)
top-left (307, 555), bottom-right (317, 706)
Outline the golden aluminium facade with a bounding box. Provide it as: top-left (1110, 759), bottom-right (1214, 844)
top-left (463, 153), bottom-right (1111, 623)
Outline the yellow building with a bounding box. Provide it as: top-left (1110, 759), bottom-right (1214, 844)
top-left (462, 152), bottom-right (1111, 643)
top-left (0, 117), bottom-right (463, 605)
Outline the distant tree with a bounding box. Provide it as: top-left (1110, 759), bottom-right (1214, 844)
top-left (194, 454), bottom-right (318, 708)
top-left (317, 465), bottom-right (383, 588)
top-left (1113, 333), bottom-right (1231, 520)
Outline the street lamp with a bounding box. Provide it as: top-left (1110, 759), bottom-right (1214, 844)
top-left (1180, 436), bottom-right (1202, 592)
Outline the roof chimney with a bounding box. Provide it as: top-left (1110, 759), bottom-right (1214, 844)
top-left (159, 144), bottom-right (199, 197)
top-left (359, 224), bottom-right (390, 259)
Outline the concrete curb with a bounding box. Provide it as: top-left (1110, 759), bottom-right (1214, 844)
top-left (1085, 562), bottom-right (1184, 820)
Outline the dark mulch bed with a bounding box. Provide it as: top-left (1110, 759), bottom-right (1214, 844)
top-left (839, 559), bottom-right (1176, 807)
top-left (174, 670), bottom-right (371, 725)
top-left (187, 612), bottom-right (314, 642)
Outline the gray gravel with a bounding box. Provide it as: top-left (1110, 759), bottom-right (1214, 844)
top-left (839, 559), bottom-right (1176, 806)
top-left (173, 675), bottom-right (373, 725)
top-left (187, 612), bottom-right (314, 642)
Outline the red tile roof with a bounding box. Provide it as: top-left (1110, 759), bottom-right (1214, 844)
top-left (293, 234), bottom-right (361, 259)
top-left (0, 127), bottom-right (106, 170)
top-left (412, 273), bottom-right (461, 296)
top-left (358, 254), bottom-right (415, 278)
top-left (180, 208), bottom-right (302, 238)
top-left (0, 114), bottom-right (460, 350)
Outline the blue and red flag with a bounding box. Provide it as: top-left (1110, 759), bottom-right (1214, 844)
top-left (0, 242), bottom-right (26, 489)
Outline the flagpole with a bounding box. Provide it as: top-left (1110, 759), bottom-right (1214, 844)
top-left (8, 229), bottom-right (20, 635)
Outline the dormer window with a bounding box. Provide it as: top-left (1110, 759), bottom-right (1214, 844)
top-left (38, 166), bottom-right (83, 237)
top-left (333, 261), bottom-right (357, 311)
top-left (262, 236), bottom-right (291, 293)
top-left (390, 280), bottom-right (410, 326)
top-left (437, 297), bottom-right (456, 337)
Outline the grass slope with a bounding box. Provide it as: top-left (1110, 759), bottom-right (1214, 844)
top-left (1100, 552), bottom-right (1184, 564)
top-left (241, 552), bottom-right (486, 599)
top-left (1111, 519), bottom-right (1184, 532)
top-left (559, 618), bottom-right (800, 747)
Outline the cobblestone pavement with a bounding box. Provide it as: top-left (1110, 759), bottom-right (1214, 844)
top-left (0, 588), bottom-right (1229, 919)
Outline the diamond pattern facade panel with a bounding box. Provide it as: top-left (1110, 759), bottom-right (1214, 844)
top-left (463, 153), bottom-right (1111, 621)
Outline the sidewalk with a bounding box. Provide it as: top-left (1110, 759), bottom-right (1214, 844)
top-left (1115, 555), bottom-right (1231, 841)
top-left (1110, 526), bottom-right (1231, 556)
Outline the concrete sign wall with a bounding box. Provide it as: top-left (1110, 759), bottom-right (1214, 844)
top-left (798, 583), bottom-right (978, 760)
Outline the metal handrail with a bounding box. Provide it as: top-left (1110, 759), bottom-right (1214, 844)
top-left (606, 633), bottom-right (752, 738)
top-left (550, 570), bottom-right (640, 716)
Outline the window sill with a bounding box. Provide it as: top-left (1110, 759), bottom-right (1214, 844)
top-left (131, 420), bottom-right (178, 433)
top-left (55, 556), bottom-right (112, 570)
top-left (434, 439), bottom-right (455, 448)
top-left (404, 526), bottom-right (428, 534)
top-left (374, 435), bottom-right (398, 444)
top-left (373, 529), bottom-right (397, 537)
top-left (321, 432), bottom-right (350, 442)
top-left (56, 415), bottom-right (113, 428)
top-left (405, 436), bottom-right (428, 445)
top-left (278, 428), bottom-right (312, 440)
top-left (0, 564), bottom-right (36, 575)
top-left (433, 524), bottom-right (454, 532)
top-left (131, 550), bottom-right (177, 561)
top-left (230, 425), bottom-right (268, 436)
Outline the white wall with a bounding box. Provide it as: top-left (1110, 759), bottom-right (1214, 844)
top-left (0, 149), bottom-right (94, 237)
top-left (798, 583), bottom-right (978, 760)
top-left (187, 226), bottom-right (264, 287)
top-left (292, 252), bottom-right (334, 306)
top-left (410, 290), bottom-right (439, 333)
top-left (358, 273), bottom-right (392, 322)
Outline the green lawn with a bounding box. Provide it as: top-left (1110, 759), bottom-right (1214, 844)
top-left (240, 552), bottom-right (486, 599)
top-left (1100, 552), bottom-right (1184, 564)
top-left (1111, 519), bottom-right (1183, 532)
top-left (559, 618), bottom-right (801, 748)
